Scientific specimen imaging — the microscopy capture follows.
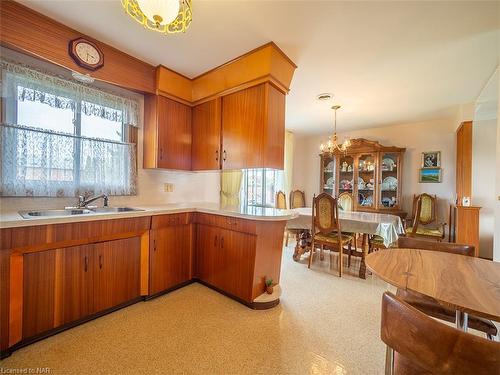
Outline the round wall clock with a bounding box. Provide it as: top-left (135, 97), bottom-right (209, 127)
top-left (69, 37), bottom-right (104, 71)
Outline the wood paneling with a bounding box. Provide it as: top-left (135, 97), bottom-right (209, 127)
top-left (455, 206), bottom-right (481, 257)
top-left (0, 1), bottom-right (155, 93)
top-left (194, 213), bottom-right (257, 234)
top-left (190, 42), bottom-right (296, 103)
top-left (22, 250), bottom-right (56, 338)
top-left (222, 84), bottom-right (266, 169)
top-left (252, 221), bottom-right (286, 300)
top-left (456, 121), bottom-right (473, 203)
top-left (94, 238), bottom-right (141, 312)
top-left (0, 229), bottom-right (11, 351)
top-left (264, 84), bottom-right (285, 169)
top-left (60, 244), bottom-right (94, 325)
top-left (192, 98), bottom-right (222, 171)
top-left (156, 65), bottom-right (192, 104)
top-left (144, 95), bottom-right (192, 170)
top-left (9, 253), bottom-right (23, 346)
top-left (150, 224), bottom-right (192, 294)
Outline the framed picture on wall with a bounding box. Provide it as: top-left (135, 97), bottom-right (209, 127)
top-left (421, 151), bottom-right (441, 168)
top-left (419, 168), bottom-right (442, 183)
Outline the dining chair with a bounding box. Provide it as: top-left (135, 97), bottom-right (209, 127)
top-left (308, 193), bottom-right (353, 277)
top-left (289, 189), bottom-right (306, 209)
top-left (381, 291), bottom-right (500, 375)
top-left (405, 193), bottom-right (446, 241)
top-left (338, 192), bottom-right (357, 267)
top-left (275, 190), bottom-right (287, 209)
top-left (396, 237), bottom-right (498, 339)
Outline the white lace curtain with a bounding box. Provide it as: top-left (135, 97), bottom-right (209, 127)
top-left (0, 59), bottom-right (139, 197)
top-left (1, 59), bottom-right (139, 126)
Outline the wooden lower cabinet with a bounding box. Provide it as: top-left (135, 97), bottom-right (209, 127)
top-left (93, 238), bottom-right (141, 312)
top-left (150, 221), bottom-right (193, 295)
top-left (195, 224), bottom-right (255, 302)
top-left (22, 249), bottom-right (57, 339)
top-left (22, 238), bottom-right (141, 340)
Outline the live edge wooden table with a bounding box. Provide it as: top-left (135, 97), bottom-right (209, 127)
top-left (366, 248), bottom-right (500, 332)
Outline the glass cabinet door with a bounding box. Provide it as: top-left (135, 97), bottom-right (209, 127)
top-left (321, 155), bottom-right (335, 195)
top-left (380, 153), bottom-right (400, 208)
top-left (357, 154), bottom-right (376, 208)
top-left (338, 155), bottom-right (354, 198)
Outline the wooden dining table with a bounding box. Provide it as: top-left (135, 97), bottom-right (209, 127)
top-left (287, 207), bottom-right (404, 279)
top-left (366, 248), bottom-right (500, 331)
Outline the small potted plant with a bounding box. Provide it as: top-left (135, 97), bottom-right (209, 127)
top-left (265, 278), bottom-right (274, 294)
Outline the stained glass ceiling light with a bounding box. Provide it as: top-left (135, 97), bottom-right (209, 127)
top-left (121, 0), bottom-right (192, 34)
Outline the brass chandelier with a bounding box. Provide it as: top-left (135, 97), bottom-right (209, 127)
top-left (121, 0), bottom-right (192, 34)
top-left (320, 105), bottom-right (351, 154)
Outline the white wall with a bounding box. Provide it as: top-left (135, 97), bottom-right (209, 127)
top-left (472, 120), bottom-right (497, 259)
top-left (293, 117), bottom-right (457, 224)
top-left (0, 96), bottom-right (221, 213)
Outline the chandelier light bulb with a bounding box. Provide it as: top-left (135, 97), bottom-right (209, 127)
top-left (137, 0), bottom-right (180, 26)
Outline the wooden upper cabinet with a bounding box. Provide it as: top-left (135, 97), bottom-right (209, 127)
top-left (143, 94), bottom-right (192, 170)
top-left (191, 98), bottom-right (222, 171)
top-left (221, 83), bottom-right (285, 170)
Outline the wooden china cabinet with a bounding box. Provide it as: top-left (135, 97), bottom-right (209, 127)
top-left (320, 139), bottom-right (406, 216)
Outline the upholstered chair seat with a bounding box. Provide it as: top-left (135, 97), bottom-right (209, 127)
top-left (314, 232), bottom-right (353, 245)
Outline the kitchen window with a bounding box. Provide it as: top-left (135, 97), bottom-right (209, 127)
top-left (0, 58), bottom-right (139, 197)
top-left (241, 168), bottom-right (284, 208)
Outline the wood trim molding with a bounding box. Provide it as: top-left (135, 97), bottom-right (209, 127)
top-left (140, 231), bottom-right (150, 296)
top-left (456, 121), bottom-right (473, 203)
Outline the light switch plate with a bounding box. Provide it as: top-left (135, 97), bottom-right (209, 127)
top-left (163, 183), bottom-right (174, 193)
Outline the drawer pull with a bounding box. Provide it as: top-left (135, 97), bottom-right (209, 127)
top-left (221, 236), bottom-right (224, 249)
top-left (215, 150), bottom-right (219, 162)
top-left (214, 235), bottom-right (218, 247)
top-left (84, 256), bottom-right (88, 272)
top-left (223, 150), bottom-right (227, 162)
top-left (99, 255), bottom-right (103, 269)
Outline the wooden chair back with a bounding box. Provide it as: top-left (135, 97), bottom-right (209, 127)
top-left (397, 237), bottom-right (474, 257)
top-left (338, 192), bottom-right (354, 211)
top-left (381, 292), bottom-right (500, 374)
top-left (312, 193), bottom-right (341, 235)
top-left (275, 190), bottom-right (287, 209)
top-left (290, 190), bottom-right (306, 209)
top-left (411, 193), bottom-right (437, 225)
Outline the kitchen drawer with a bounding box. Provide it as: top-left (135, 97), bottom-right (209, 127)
top-left (194, 213), bottom-right (256, 234)
top-left (151, 212), bottom-right (192, 229)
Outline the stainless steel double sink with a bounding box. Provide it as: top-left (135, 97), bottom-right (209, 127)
top-left (19, 207), bottom-right (144, 219)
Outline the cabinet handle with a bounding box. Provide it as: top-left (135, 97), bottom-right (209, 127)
top-left (215, 150), bottom-right (219, 162)
top-left (153, 239), bottom-right (156, 252)
top-left (99, 254), bottom-right (103, 269)
top-left (214, 235), bottom-right (218, 247)
top-left (84, 256), bottom-right (88, 272)
top-left (223, 150), bottom-right (227, 162)
top-left (221, 236), bottom-right (224, 249)
top-left (160, 148), bottom-right (163, 160)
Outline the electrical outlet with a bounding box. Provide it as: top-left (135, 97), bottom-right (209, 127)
top-left (163, 183), bottom-right (174, 193)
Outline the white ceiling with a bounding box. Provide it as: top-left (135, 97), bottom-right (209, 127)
top-left (18, 0), bottom-right (500, 134)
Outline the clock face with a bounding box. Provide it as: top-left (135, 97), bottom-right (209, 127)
top-left (75, 42), bottom-right (100, 65)
top-left (69, 38), bottom-right (104, 71)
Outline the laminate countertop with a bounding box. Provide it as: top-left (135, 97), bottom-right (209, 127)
top-left (0, 202), bottom-right (297, 229)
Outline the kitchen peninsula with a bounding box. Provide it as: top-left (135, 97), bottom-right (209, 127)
top-left (0, 204), bottom-right (295, 358)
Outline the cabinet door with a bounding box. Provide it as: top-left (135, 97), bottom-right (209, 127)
top-left (221, 84), bottom-right (266, 169)
top-left (194, 224), bottom-right (219, 285)
top-left (157, 96), bottom-right (192, 170)
top-left (150, 224), bottom-right (193, 294)
top-left (23, 249), bottom-right (56, 338)
top-left (94, 237), bottom-right (141, 312)
top-left (192, 98), bottom-right (221, 170)
top-left (60, 244), bottom-right (94, 325)
top-left (217, 229), bottom-right (255, 302)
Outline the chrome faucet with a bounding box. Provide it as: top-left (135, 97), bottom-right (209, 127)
top-left (77, 194), bottom-right (109, 208)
